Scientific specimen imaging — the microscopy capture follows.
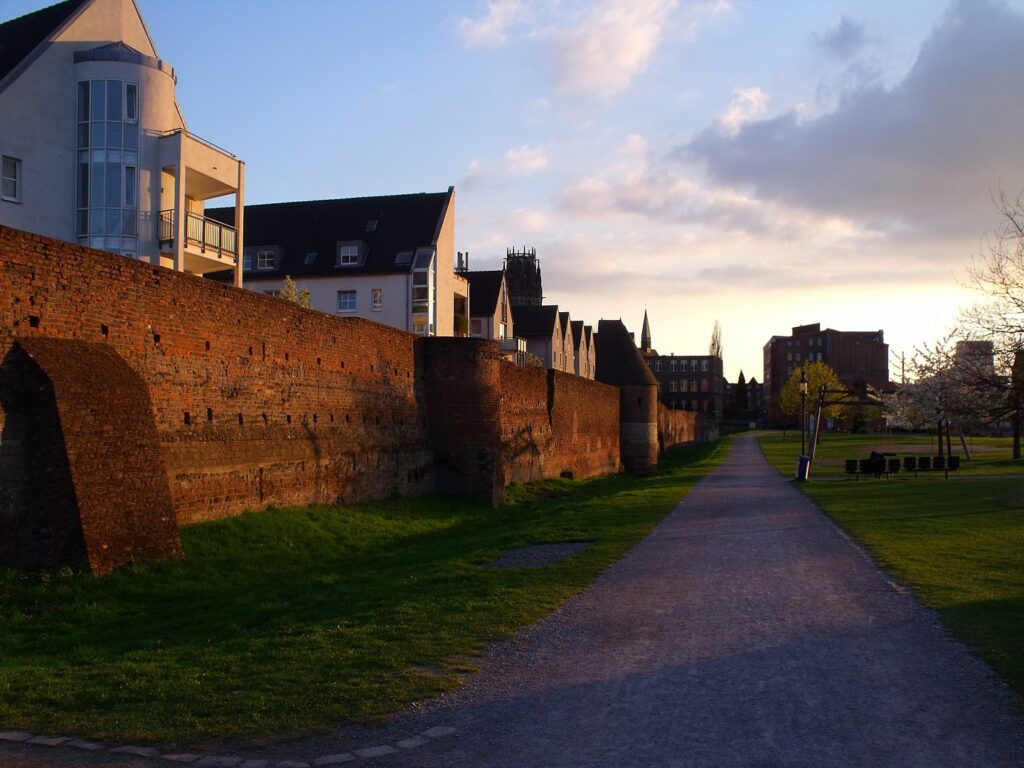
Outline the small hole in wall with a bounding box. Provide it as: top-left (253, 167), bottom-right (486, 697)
top-left (317, 357), bottom-right (321, 366)
top-left (101, 324), bottom-right (109, 337)
top-left (262, 412), bottom-right (268, 424)
top-left (248, 346), bottom-right (253, 356)
top-left (183, 411), bottom-right (191, 425)
top-left (237, 413), bottom-right (244, 425)
top-left (153, 333), bottom-right (161, 344)
top-left (28, 315), bottom-right (40, 328)
top-left (286, 414), bottom-right (292, 424)
top-left (375, 415), bottom-right (380, 425)
top-left (313, 413), bottom-right (318, 424)
top-left (637, 397), bottom-right (642, 406)
top-left (330, 413), bottom-right (335, 423)
top-left (345, 414), bottom-right (350, 423)
top-left (205, 340), bottom-right (210, 351)
top-left (207, 407), bottom-right (213, 422)
top-left (262, 342), bottom-right (266, 359)
top-left (285, 352), bottom-right (290, 361)
top-left (340, 361), bottom-right (345, 369)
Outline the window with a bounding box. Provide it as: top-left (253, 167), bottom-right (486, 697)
top-left (471, 319), bottom-right (482, 336)
top-left (701, 360), bottom-right (709, 372)
top-left (337, 290), bottom-right (357, 312)
top-left (304, 252), bottom-right (317, 265)
top-left (124, 82), bottom-right (138, 122)
top-left (795, 352), bottom-right (801, 361)
top-left (691, 360), bottom-right (698, 371)
top-left (395, 251), bottom-right (413, 265)
top-left (499, 322), bottom-right (507, 340)
top-left (243, 253), bottom-right (253, 271)
top-left (1, 156), bottom-right (20, 202)
top-left (670, 380), bottom-right (677, 393)
top-left (257, 250), bottom-right (275, 270)
top-left (787, 352), bottom-right (792, 361)
top-left (654, 360), bottom-right (662, 372)
top-left (366, 218), bottom-right (378, 232)
top-left (371, 288), bottom-right (383, 311)
top-left (337, 244), bottom-right (359, 266)
top-left (670, 360), bottom-right (677, 372)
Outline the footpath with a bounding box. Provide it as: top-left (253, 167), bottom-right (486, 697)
top-left (2, 434), bottom-right (1022, 767)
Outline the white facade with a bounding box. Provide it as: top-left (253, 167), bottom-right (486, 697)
top-left (0, 0), bottom-right (244, 284)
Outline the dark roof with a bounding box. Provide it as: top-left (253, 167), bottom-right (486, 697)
top-left (466, 270), bottom-right (504, 317)
top-left (0, 0), bottom-right (88, 85)
top-left (558, 311), bottom-right (571, 340)
top-left (595, 319), bottom-right (658, 387)
top-left (571, 320), bottom-right (584, 347)
top-left (512, 305), bottom-right (559, 339)
top-left (207, 188), bottom-right (453, 281)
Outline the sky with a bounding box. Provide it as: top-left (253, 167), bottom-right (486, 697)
top-left (8, 0), bottom-right (1024, 381)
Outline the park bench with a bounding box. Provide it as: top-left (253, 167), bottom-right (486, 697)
top-left (846, 453), bottom-right (962, 480)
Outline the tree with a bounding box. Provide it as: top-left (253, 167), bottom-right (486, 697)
top-left (956, 190), bottom-right (1024, 457)
top-left (709, 320), bottom-right (723, 359)
top-left (779, 362), bottom-right (845, 427)
top-left (735, 370), bottom-right (749, 410)
top-left (280, 275), bottom-right (310, 309)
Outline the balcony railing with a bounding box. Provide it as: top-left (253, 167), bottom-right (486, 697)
top-left (158, 210), bottom-right (237, 262)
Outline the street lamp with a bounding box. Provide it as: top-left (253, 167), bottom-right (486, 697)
top-left (799, 368), bottom-right (808, 456)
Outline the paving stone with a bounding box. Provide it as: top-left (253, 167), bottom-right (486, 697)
top-left (353, 745), bottom-right (398, 758)
top-left (0, 731), bottom-right (33, 742)
top-left (312, 755), bottom-right (357, 766)
top-left (163, 754), bottom-right (203, 763)
top-left (66, 739), bottom-right (105, 751)
top-left (396, 736), bottom-right (429, 749)
top-left (27, 735), bottom-right (70, 746)
top-left (196, 757), bottom-right (243, 767)
top-left (110, 745), bottom-right (159, 757)
top-left (275, 761), bottom-right (309, 768)
top-left (420, 726), bottom-right (456, 739)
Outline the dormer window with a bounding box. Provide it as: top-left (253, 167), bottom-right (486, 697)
top-left (257, 250), bottom-right (275, 270)
top-left (304, 252), bottom-right (317, 265)
top-left (337, 242), bottom-right (362, 266)
top-left (366, 219), bottom-right (378, 232)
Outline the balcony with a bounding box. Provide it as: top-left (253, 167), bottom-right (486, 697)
top-left (158, 210), bottom-right (237, 274)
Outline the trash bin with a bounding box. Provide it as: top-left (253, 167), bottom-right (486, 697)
top-left (796, 454), bottom-right (811, 481)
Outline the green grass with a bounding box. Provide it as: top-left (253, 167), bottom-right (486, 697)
top-left (0, 439), bottom-right (729, 746)
top-left (759, 431), bottom-right (1024, 702)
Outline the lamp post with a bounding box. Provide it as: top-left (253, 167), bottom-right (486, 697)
top-left (799, 368), bottom-right (808, 456)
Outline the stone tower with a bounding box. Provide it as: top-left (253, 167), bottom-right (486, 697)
top-left (504, 247), bottom-right (543, 307)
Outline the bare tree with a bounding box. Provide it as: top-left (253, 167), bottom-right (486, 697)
top-left (957, 190), bottom-right (1024, 457)
top-left (709, 320), bottom-right (723, 359)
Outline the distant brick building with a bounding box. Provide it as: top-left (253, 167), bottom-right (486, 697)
top-left (763, 323), bottom-right (889, 425)
top-left (639, 312), bottom-right (726, 421)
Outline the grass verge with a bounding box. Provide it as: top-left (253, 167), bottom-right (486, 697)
top-left (0, 438), bottom-right (729, 746)
top-left (759, 432), bottom-right (1024, 702)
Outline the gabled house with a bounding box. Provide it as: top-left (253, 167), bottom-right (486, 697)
top-left (208, 188), bottom-right (469, 337)
top-left (0, 0), bottom-right (245, 284)
top-left (571, 320), bottom-right (596, 380)
top-left (558, 310), bottom-right (575, 376)
top-left (512, 305), bottom-right (564, 370)
top-left (465, 268), bottom-right (512, 340)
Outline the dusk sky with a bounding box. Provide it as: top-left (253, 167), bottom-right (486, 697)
top-left (10, 0), bottom-right (1024, 380)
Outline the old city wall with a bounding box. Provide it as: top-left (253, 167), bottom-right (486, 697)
top-left (0, 227), bottom-right (630, 571)
top-left (500, 363), bottom-right (620, 485)
top-left (0, 226), bottom-right (434, 568)
top-left (657, 405), bottom-right (719, 453)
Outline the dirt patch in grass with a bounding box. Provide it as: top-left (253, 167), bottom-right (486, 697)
top-left (483, 542), bottom-right (591, 569)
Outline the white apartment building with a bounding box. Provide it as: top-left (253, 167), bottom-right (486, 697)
top-left (0, 0), bottom-right (244, 285)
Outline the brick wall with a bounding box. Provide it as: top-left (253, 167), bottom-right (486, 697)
top-left (0, 227), bottom-right (434, 549)
top-left (500, 364), bottom-right (620, 483)
top-left (0, 226), bottom-right (630, 572)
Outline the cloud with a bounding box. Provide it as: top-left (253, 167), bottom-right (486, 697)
top-left (813, 16), bottom-right (867, 59)
top-left (682, 0), bottom-right (1024, 239)
top-left (716, 86), bottom-right (769, 136)
top-left (460, 158), bottom-right (488, 188)
top-left (504, 145), bottom-right (549, 173)
top-left (550, 0), bottom-right (680, 96)
top-left (454, 0), bottom-right (526, 48)
top-left (557, 133), bottom-right (871, 241)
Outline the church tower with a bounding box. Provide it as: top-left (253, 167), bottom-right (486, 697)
top-left (641, 310), bottom-right (652, 353)
top-left (504, 246), bottom-right (543, 307)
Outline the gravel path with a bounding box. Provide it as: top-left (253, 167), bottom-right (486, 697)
top-left (3, 434), bottom-right (1022, 767)
top-left (380, 434), bottom-right (1024, 767)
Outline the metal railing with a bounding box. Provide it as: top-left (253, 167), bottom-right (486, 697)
top-left (158, 209), bottom-right (237, 262)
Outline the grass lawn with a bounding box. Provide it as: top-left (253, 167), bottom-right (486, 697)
top-left (0, 439), bottom-right (729, 747)
top-left (759, 432), bottom-right (1024, 702)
